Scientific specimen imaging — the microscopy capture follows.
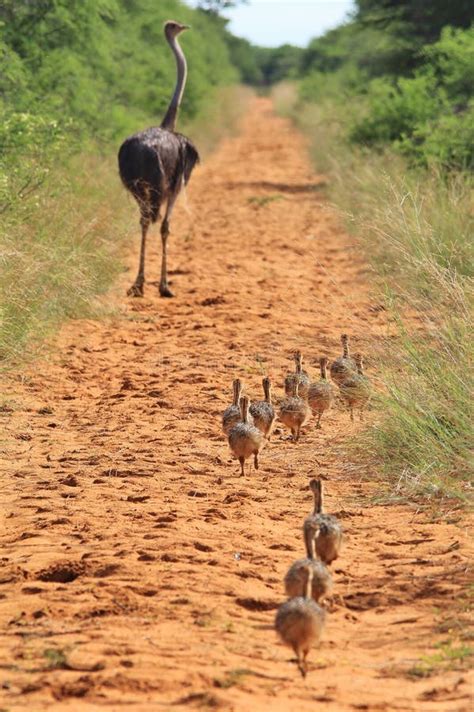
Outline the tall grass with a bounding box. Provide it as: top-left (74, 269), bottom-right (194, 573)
top-left (0, 86), bottom-right (251, 368)
top-left (274, 83), bottom-right (473, 504)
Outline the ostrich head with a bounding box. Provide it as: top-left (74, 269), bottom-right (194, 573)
top-left (164, 20), bottom-right (190, 39)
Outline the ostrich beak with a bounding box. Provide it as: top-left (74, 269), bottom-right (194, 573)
top-left (180, 24), bottom-right (191, 31)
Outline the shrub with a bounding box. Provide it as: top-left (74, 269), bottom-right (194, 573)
top-left (349, 27), bottom-right (474, 169)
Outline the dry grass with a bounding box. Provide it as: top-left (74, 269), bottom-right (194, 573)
top-left (275, 84), bottom-right (474, 504)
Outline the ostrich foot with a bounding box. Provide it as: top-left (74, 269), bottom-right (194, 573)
top-left (159, 284), bottom-right (174, 298)
top-left (127, 282), bottom-right (144, 297)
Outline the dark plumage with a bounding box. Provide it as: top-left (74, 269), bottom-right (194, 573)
top-left (118, 21), bottom-right (199, 298)
top-left (118, 129), bottom-right (198, 225)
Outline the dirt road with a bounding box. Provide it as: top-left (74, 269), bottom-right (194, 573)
top-left (0, 98), bottom-right (471, 711)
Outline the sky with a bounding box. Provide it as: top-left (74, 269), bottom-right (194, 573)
top-left (185, 1), bottom-right (355, 47)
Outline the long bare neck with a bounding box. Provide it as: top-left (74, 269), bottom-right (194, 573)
top-left (295, 353), bottom-right (303, 374)
top-left (240, 397), bottom-right (249, 424)
top-left (304, 567), bottom-right (313, 599)
top-left (342, 336), bottom-right (350, 358)
top-left (303, 523), bottom-right (316, 559)
top-left (232, 381), bottom-right (241, 407)
top-left (263, 379), bottom-right (271, 404)
top-left (320, 361), bottom-right (327, 380)
top-left (161, 33), bottom-right (187, 131)
top-left (313, 481), bottom-right (323, 514)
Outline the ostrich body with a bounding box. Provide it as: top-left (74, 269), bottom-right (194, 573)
top-left (304, 478), bottom-right (343, 565)
top-left (228, 396), bottom-right (263, 476)
top-left (118, 21), bottom-right (199, 297)
top-left (330, 334), bottom-right (357, 385)
top-left (249, 377), bottom-right (276, 439)
top-left (285, 351), bottom-right (310, 399)
top-left (279, 377), bottom-right (311, 441)
top-left (276, 564), bottom-right (326, 678)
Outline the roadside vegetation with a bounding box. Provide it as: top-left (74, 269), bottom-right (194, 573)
top-left (0, 0), bottom-right (248, 366)
top-left (273, 0), bottom-right (473, 504)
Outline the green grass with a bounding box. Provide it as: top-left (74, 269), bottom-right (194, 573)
top-left (0, 152), bottom-right (132, 366)
top-left (407, 640), bottom-right (473, 678)
top-left (274, 82), bottom-right (474, 505)
top-left (0, 86), bottom-right (251, 368)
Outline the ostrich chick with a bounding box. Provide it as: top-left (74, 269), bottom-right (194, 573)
top-left (249, 377), bottom-right (276, 439)
top-left (307, 357), bottom-right (335, 429)
top-left (275, 564), bottom-right (326, 678)
top-left (304, 478), bottom-right (343, 565)
top-left (330, 334), bottom-right (357, 385)
top-left (284, 514), bottom-right (333, 602)
top-left (228, 396), bottom-right (263, 476)
top-left (285, 350), bottom-right (311, 399)
top-left (279, 377), bottom-right (311, 441)
top-left (222, 379), bottom-right (242, 435)
top-left (339, 353), bottom-right (371, 421)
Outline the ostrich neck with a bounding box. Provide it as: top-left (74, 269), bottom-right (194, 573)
top-left (161, 34), bottom-right (187, 132)
top-left (304, 524), bottom-right (316, 559)
top-left (312, 484), bottom-right (322, 515)
top-left (264, 382), bottom-right (271, 404)
top-left (233, 383), bottom-right (241, 407)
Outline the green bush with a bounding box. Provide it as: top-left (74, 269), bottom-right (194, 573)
top-left (349, 27), bottom-right (474, 168)
top-left (350, 73), bottom-right (443, 144)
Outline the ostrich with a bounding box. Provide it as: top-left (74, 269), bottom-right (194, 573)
top-left (118, 21), bottom-right (199, 297)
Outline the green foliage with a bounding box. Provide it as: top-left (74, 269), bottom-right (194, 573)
top-left (302, 22), bottom-right (412, 79)
top-left (350, 27), bottom-right (474, 168)
top-left (407, 639), bottom-right (473, 678)
top-left (197, 0), bottom-right (247, 11)
top-left (225, 34), bottom-right (264, 84)
top-left (255, 44), bottom-right (304, 85)
top-left (350, 73), bottom-right (443, 144)
top-left (300, 14), bottom-right (474, 171)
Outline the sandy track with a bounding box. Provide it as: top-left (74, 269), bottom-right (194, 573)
top-left (0, 98), bottom-right (471, 711)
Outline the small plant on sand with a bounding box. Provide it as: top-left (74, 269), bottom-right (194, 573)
top-left (42, 648), bottom-right (69, 670)
top-left (407, 640), bottom-right (473, 678)
top-left (247, 194), bottom-right (285, 208)
top-left (213, 668), bottom-right (253, 689)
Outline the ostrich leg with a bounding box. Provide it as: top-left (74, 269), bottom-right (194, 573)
top-left (159, 192), bottom-right (179, 298)
top-left (128, 215), bottom-right (149, 297)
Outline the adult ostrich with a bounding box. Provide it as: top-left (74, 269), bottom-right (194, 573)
top-left (118, 21), bottom-right (199, 297)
